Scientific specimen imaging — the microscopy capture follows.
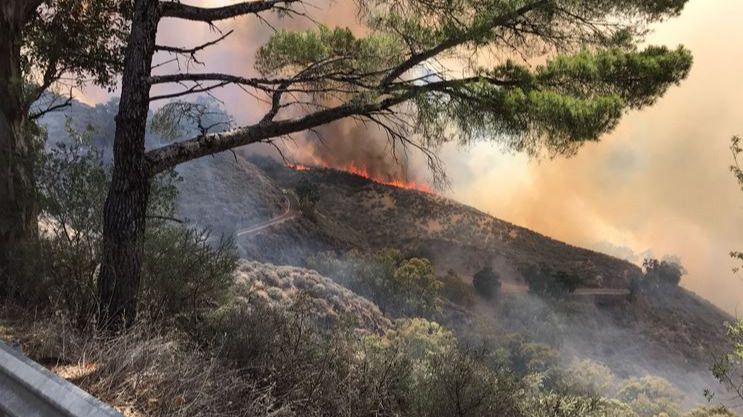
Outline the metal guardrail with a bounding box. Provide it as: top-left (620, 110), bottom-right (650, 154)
top-left (0, 339), bottom-right (124, 417)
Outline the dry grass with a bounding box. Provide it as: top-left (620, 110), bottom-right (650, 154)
top-left (234, 261), bottom-right (391, 334)
top-left (0, 307), bottom-right (281, 417)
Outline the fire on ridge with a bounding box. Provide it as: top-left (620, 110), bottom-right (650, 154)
top-left (287, 162), bottom-right (433, 193)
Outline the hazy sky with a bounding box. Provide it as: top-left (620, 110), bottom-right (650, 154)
top-left (80, 0), bottom-right (743, 313)
top-left (441, 0), bottom-right (743, 313)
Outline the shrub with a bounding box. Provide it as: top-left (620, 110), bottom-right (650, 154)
top-left (521, 264), bottom-right (586, 300)
top-left (140, 227), bottom-right (238, 321)
top-left (473, 266), bottom-right (501, 299)
top-left (411, 347), bottom-right (524, 417)
top-left (198, 297), bottom-right (414, 417)
top-left (296, 178), bottom-right (321, 221)
top-left (31, 126), bottom-right (109, 323)
top-left (684, 407), bottom-right (737, 417)
top-left (642, 258), bottom-right (685, 288)
top-left (306, 249), bottom-right (443, 317)
top-left (440, 270), bottom-right (476, 306)
top-left (616, 376), bottom-right (682, 417)
top-left (368, 318), bottom-right (457, 359)
top-left (32, 126), bottom-right (237, 326)
top-left (504, 335), bottom-right (561, 386)
top-left (559, 359), bottom-right (616, 397)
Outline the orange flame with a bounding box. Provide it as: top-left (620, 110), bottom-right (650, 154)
top-left (286, 161), bottom-right (432, 193)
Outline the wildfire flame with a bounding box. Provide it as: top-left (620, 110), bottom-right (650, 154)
top-left (287, 161), bottom-right (432, 193)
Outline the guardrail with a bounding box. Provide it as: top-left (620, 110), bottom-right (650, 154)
top-left (0, 339), bottom-right (123, 417)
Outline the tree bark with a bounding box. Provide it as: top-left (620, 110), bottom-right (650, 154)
top-left (0, 5), bottom-right (39, 297)
top-left (98, 0), bottom-right (159, 330)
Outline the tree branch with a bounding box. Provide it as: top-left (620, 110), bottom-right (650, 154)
top-left (155, 30), bottom-right (234, 64)
top-left (145, 92), bottom-right (416, 175)
top-left (150, 81), bottom-right (231, 101)
top-left (159, 0), bottom-right (301, 22)
top-left (379, 0), bottom-right (549, 86)
top-left (149, 73), bottom-right (274, 91)
top-left (144, 72), bottom-right (522, 174)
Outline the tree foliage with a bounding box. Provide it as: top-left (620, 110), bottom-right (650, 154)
top-left (712, 319), bottom-right (743, 403)
top-left (473, 265), bottom-right (501, 299)
top-left (560, 359), bottom-right (616, 397)
top-left (615, 376), bottom-right (682, 417)
top-left (143, 0), bottom-right (694, 175)
top-left (641, 258), bottom-right (685, 288)
top-left (307, 249), bottom-right (443, 316)
top-left (440, 270), bottom-right (477, 306)
top-left (22, 0), bottom-right (129, 118)
top-left (295, 177), bottom-right (321, 220)
top-left (521, 264), bottom-right (586, 299)
top-left (729, 135), bottom-right (743, 273)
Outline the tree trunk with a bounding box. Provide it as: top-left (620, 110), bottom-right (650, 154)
top-left (0, 9), bottom-right (39, 297)
top-left (98, 0), bottom-right (159, 330)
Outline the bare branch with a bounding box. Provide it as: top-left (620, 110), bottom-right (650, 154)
top-left (29, 89), bottom-right (74, 120)
top-left (149, 73), bottom-right (274, 92)
top-left (379, 0), bottom-right (549, 86)
top-left (150, 81), bottom-right (231, 101)
top-left (155, 30), bottom-right (235, 65)
top-left (146, 91), bottom-right (417, 174)
top-left (159, 0), bottom-right (301, 22)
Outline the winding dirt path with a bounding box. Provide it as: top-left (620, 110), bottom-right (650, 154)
top-left (236, 191), bottom-right (299, 237)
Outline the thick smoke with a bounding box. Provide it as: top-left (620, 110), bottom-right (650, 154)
top-left (282, 121), bottom-right (432, 185)
top-left (440, 0), bottom-right (743, 314)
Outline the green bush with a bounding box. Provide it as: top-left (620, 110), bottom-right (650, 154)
top-left (642, 258), bottom-right (685, 289)
top-left (306, 248), bottom-right (443, 317)
top-left (140, 227), bottom-right (237, 321)
top-left (199, 300), bottom-right (534, 417)
top-left (296, 177), bottom-right (321, 220)
top-left (198, 297), bottom-right (415, 417)
top-left (411, 347), bottom-right (524, 417)
top-left (684, 407), bottom-right (737, 417)
top-left (521, 264), bottom-right (586, 300)
top-left (559, 359), bottom-right (616, 397)
top-left (440, 270), bottom-right (476, 306)
top-left (504, 335), bottom-right (562, 386)
top-left (616, 376), bottom-right (682, 417)
top-left (473, 266), bottom-right (501, 299)
top-left (32, 125), bottom-right (237, 326)
top-left (33, 127), bottom-right (110, 323)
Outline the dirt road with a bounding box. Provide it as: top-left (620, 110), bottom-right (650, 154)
top-left (500, 282), bottom-right (630, 297)
top-left (236, 191), bottom-right (299, 237)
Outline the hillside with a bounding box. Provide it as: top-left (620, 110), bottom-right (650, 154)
top-left (251, 157), bottom-right (639, 288)
top-left (173, 153), bottom-right (732, 403)
top-left (37, 101), bottom-right (734, 404)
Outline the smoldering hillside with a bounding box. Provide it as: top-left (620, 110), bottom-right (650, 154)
top-left (237, 156), bottom-right (731, 404)
top-left (43, 100), bottom-right (733, 407)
